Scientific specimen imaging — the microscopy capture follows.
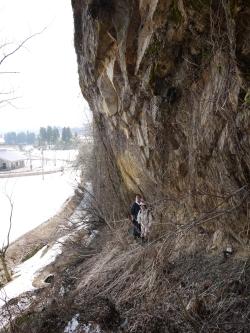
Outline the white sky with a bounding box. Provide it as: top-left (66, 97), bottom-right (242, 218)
top-left (0, 0), bottom-right (91, 133)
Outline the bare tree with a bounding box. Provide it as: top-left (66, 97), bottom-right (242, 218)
top-left (0, 29), bottom-right (46, 109)
top-left (0, 195), bottom-right (14, 283)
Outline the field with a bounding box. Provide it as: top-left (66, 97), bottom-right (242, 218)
top-left (0, 150), bottom-right (79, 246)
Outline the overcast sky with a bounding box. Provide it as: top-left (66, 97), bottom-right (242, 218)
top-left (0, 0), bottom-right (91, 133)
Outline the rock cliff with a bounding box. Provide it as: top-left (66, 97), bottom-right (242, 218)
top-left (72, 0), bottom-right (250, 240)
top-left (2, 3), bottom-right (250, 332)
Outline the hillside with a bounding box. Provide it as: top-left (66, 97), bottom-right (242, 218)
top-left (0, 1), bottom-right (250, 332)
top-left (70, 0), bottom-right (250, 331)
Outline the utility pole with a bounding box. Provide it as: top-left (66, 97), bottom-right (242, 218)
top-left (54, 150), bottom-right (56, 166)
top-left (29, 150), bottom-right (32, 170)
top-left (41, 149), bottom-right (44, 180)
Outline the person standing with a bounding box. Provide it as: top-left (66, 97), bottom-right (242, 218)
top-left (130, 194), bottom-right (141, 239)
top-left (137, 200), bottom-right (153, 242)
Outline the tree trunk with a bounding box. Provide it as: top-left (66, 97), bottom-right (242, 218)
top-left (0, 254), bottom-right (11, 283)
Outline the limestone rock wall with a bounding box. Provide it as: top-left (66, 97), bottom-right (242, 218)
top-left (72, 0), bottom-right (250, 234)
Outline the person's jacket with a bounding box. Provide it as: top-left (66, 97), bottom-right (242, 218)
top-left (131, 202), bottom-right (140, 221)
top-left (137, 208), bottom-right (153, 227)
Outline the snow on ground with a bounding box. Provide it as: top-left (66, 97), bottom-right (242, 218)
top-left (0, 169), bottom-right (79, 245)
top-left (0, 239), bottom-right (63, 307)
top-left (41, 149), bottom-right (78, 162)
top-left (0, 295), bottom-right (35, 330)
top-left (0, 150), bottom-right (93, 329)
top-left (29, 149), bottom-right (78, 171)
top-left (0, 236), bottom-right (69, 329)
top-left (64, 314), bottom-right (80, 333)
top-left (0, 190), bottom-right (96, 313)
top-left (64, 315), bottom-right (102, 333)
top-left (0, 149), bottom-right (78, 175)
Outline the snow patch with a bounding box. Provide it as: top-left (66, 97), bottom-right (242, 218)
top-left (64, 314), bottom-right (80, 333)
top-left (0, 294), bottom-right (35, 330)
top-left (82, 322), bottom-right (102, 333)
top-left (0, 239), bottom-right (63, 307)
top-left (0, 191), bottom-right (96, 309)
top-left (0, 181), bottom-right (96, 331)
top-left (0, 169), bottom-right (78, 244)
top-left (63, 317), bottom-right (102, 333)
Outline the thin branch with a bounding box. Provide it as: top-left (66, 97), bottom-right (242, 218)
top-left (0, 91), bottom-right (14, 95)
top-left (0, 96), bottom-right (21, 109)
top-left (0, 41), bottom-right (13, 51)
top-left (0, 28), bottom-right (47, 67)
top-left (5, 195), bottom-right (14, 254)
top-left (0, 71), bottom-right (20, 74)
top-left (0, 96), bottom-right (20, 104)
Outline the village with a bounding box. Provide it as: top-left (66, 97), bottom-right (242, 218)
top-left (0, 146), bottom-right (76, 177)
top-left (0, 126), bottom-right (92, 177)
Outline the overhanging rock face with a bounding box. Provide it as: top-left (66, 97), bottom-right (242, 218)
top-left (72, 0), bottom-right (250, 230)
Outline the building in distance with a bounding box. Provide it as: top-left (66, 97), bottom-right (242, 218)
top-left (0, 149), bottom-right (26, 171)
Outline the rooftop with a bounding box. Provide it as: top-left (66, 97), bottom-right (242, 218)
top-left (0, 149), bottom-right (27, 162)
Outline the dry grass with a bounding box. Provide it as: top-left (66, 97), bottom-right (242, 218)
top-left (6, 210), bottom-right (250, 333)
top-left (4, 183), bottom-right (250, 332)
top-left (70, 214), bottom-right (250, 333)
